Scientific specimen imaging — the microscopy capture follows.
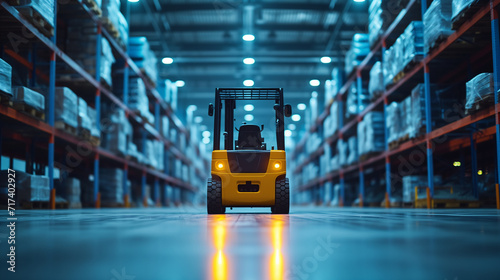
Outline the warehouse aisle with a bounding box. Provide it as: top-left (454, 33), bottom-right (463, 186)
top-left (2, 207), bottom-right (500, 280)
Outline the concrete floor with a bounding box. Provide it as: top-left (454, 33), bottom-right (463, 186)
top-left (1, 207), bottom-right (499, 280)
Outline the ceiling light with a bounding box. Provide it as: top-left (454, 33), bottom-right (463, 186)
top-left (128, 0), bottom-right (139, 2)
top-left (285, 130), bottom-right (292, 137)
top-left (243, 58), bottom-right (255, 65)
top-left (242, 34), bottom-right (255, 41)
top-left (288, 124), bottom-right (296, 130)
top-left (297, 103), bottom-right (306, 111)
top-left (162, 57), bottom-right (173, 64)
top-left (309, 79), bottom-right (320, 87)
top-left (244, 104), bottom-right (254, 111)
top-left (244, 114), bottom-right (254, 122)
top-left (194, 116), bottom-right (203, 124)
top-left (187, 105), bottom-right (197, 112)
top-left (312, 91), bottom-right (318, 98)
top-left (202, 137), bottom-right (210, 144)
top-left (243, 79), bottom-right (254, 87)
top-left (291, 114), bottom-right (301, 122)
top-left (353, 0), bottom-right (365, 2)
top-left (175, 80), bottom-right (185, 87)
top-left (321, 56), bottom-right (332, 63)
top-left (202, 131), bottom-right (211, 138)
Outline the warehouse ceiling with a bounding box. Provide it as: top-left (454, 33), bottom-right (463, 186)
top-left (129, 0), bottom-right (369, 137)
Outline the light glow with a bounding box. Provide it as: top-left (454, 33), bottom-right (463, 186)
top-left (216, 162), bottom-right (224, 170)
top-left (478, 170), bottom-right (483, 175)
top-left (194, 116), bottom-right (203, 124)
top-left (297, 103), bottom-right (306, 111)
top-left (162, 57), bottom-right (173, 64)
top-left (243, 79), bottom-right (254, 87)
top-left (354, 0), bottom-right (365, 2)
top-left (202, 137), bottom-right (210, 144)
top-left (321, 56), bottom-right (332, 63)
top-left (309, 79), bottom-right (320, 87)
top-left (453, 161), bottom-right (461, 167)
top-left (242, 34), bottom-right (255, 41)
top-left (291, 114), bottom-right (301, 122)
top-left (244, 114), bottom-right (254, 122)
top-left (288, 124), bottom-right (296, 130)
top-left (244, 104), bottom-right (255, 111)
top-left (175, 80), bottom-right (185, 87)
top-left (284, 130), bottom-right (292, 137)
top-left (202, 131), bottom-right (211, 138)
top-left (243, 58), bottom-right (255, 65)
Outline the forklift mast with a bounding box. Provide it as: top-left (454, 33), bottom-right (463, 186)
top-left (211, 88), bottom-right (286, 151)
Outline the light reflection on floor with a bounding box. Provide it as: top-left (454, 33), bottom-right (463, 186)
top-left (1, 207), bottom-right (500, 280)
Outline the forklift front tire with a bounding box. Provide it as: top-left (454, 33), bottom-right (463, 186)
top-left (272, 177), bottom-right (289, 214)
top-left (207, 178), bottom-right (225, 214)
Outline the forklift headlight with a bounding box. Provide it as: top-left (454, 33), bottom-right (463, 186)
top-left (273, 161), bottom-right (282, 170)
top-left (216, 161), bottom-right (225, 170)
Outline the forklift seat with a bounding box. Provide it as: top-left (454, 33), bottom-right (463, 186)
top-left (236, 125), bottom-right (266, 150)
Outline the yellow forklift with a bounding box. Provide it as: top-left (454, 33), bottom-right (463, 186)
top-left (207, 88), bottom-right (292, 214)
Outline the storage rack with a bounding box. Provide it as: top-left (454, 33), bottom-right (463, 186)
top-left (292, 0), bottom-right (500, 208)
top-left (0, 0), bottom-right (209, 208)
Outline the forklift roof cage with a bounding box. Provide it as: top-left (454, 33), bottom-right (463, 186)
top-left (212, 88), bottom-right (286, 151)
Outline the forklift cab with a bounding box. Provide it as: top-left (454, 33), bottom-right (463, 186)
top-left (206, 88), bottom-right (292, 214)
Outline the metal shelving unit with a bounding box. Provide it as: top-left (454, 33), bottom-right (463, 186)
top-left (292, 0), bottom-right (500, 208)
top-left (0, 0), bottom-right (207, 208)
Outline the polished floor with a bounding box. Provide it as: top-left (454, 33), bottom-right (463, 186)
top-left (1, 207), bottom-right (500, 280)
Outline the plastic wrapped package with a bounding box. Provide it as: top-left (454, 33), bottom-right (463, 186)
top-left (424, 0), bottom-right (454, 52)
top-left (101, 0), bottom-right (128, 47)
top-left (12, 0), bottom-right (55, 28)
top-left (383, 47), bottom-right (394, 87)
top-left (344, 34), bottom-right (370, 75)
top-left (386, 102), bottom-right (400, 143)
top-left (77, 98), bottom-right (92, 134)
top-left (56, 177), bottom-right (81, 208)
top-left (0, 58), bottom-right (12, 96)
top-left (87, 106), bottom-right (100, 138)
top-left (0, 171), bottom-right (49, 205)
top-left (402, 22), bottom-right (424, 68)
top-left (99, 168), bottom-right (124, 205)
top-left (337, 139), bottom-right (348, 167)
top-left (410, 84), bottom-right (442, 138)
top-left (162, 116), bottom-right (170, 138)
top-left (368, 0), bottom-right (384, 46)
top-left (54, 87), bottom-right (78, 128)
top-left (358, 111), bottom-right (385, 156)
top-left (368, 61), bottom-right (384, 100)
top-left (12, 87), bottom-right (45, 111)
top-left (452, 0), bottom-right (477, 21)
top-left (326, 68), bottom-right (343, 102)
top-left (345, 83), bottom-right (369, 119)
top-left (465, 73), bottom-right (494, 110)
top-left (101, 108), bottom-right (132, 155)
top-left (155, 140), bottom-right (164, 171)
top-left (129, 37), bottom-right (158, 85)
top-left (116, 11), bottom-right (129, 48)
top-left (347, 136), bottom-right (358, 165)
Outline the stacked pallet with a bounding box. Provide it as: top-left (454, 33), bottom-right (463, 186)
top-left (101, 108), bottom-right (132, 156)
top-left (101, 0), bottom-right (128, 48)
top-left (0, 170), bottom-right (50, 207)
top-left (465, 73), bottom-right (495, 114)
top-left (0, 58), bottom-right (13, 102)
top-left (424, 0), bottom-right (454, 52)
top-left (9, 0), bottom-right (55, 37)
top-left (12, 87), bottom-right (45, 120)
top-left (129, 37), bottom-right (158, 86)
top-left (344, 34), bottom-right (370, 76)
top-left (54, 87), bottom-right (78, 135)
top-left (158, 79), bottom-right (178, 111)
top-left (358, 112), bottom-right (385, 158)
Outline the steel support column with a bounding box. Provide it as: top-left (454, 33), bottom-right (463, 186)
top-left (491, 1), bottom-right (500, 185)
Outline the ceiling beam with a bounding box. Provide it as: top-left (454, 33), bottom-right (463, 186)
top-left (152, 1), bottom-right (345, 12)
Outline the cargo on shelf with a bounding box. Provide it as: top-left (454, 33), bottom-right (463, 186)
top-left (101, 0), bottom-right (128, 48)
top-left (99, 168), bottom-right (124, 206)
top-left (87, 106), bottom-right (100, 144)
top-left (0, 58), bottom-right (12, 98)
top-left (0, 170), bottom-right (49, 207)
top-left (368, 61), bottom-right (384, 100)
top-left (324, 68), bottom-right (343, 103)
top-left (451, 0), bottom-right (479, 25)
top-left (77, 97), bottom-right (92, 138)
top-left (337, 138), bottom-right (348, 167)
top-left (129, 37), bottom-right (158, 86)
top-left (64, 19), bottom-right (116, 87)
top-left (345, 83), bottom-right (369, 120)
top-left (12, 87), bottom-right (45, 119)
top-left (383, 21), bottom-right (424, 87)
top-left (357, 111), bottom-right (385, 157)
top-left (9, 0), bottom-right (55, 36)
top-left (158, 79), bottom-right (178, 111)
top-left (465, 73), bottom-right (495, 114)
top-left (101, 107), bottom-right (132, 156)
top-left (424, 0), bottom-right (454, 52)
top-left (56, 177), bottom-right (82, 209)
top-left (344, 33), bottom-right (370, 76)
top-left (54, 87), bottom-right (79, 133)
top-left (403, 175), bottom-right (443, 203)
top-left (368, 0), bottom-right (399, 47)
top-left (323, 101), bottom-right (339, 137)
top-left (386, 97), bottom-right (412, 145)
top-left (347, 137), bottom-right (358, 165)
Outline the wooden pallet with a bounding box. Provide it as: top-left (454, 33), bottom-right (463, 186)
top-left (0, 93), bottom-right (13, 107)
top-left (78, 127), bottom-right (92, 141)
top-left (465, 94), bottom-right (495, 115)
top-left (415, 198), bottom-right (481, 209)
top-left (89, 135), bottom-right (100, 146)
top-left (55, 121), bottom-right (77, 136)
top-left (22, 200), bottom-right (68, 209)
top-left (389, 134), bottom-right (410, 150)
top-left (82, 0), bottom-right (102, 16)
top-left (359, 151), bottom-right (382, 162)
top-left (12, 102), bottom-right (45, 120)
top-left (16, 6), bottom-right (54, 37)
top-left (102, 18), bottom-right (120, 39)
